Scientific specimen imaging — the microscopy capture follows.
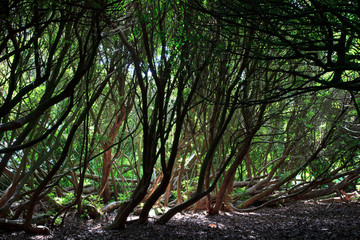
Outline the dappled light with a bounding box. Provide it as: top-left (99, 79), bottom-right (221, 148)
top-left (0, 0), bottom-right (359, 238)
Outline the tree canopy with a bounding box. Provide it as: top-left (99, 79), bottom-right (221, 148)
top-left (0, 0), bottom-right (359, 234)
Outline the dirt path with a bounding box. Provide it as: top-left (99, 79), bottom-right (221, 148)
top-left (2, 202), bottom-right (360, 239)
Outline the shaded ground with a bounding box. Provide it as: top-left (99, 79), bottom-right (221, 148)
top-left (1, 202), bottom-right (360, 239)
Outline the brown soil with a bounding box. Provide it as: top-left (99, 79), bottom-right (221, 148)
top-left (1, 202), bottom-right (360, 239)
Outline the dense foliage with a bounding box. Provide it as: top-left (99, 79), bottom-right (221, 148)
top-left (0, 0), bottom-right (359, 233)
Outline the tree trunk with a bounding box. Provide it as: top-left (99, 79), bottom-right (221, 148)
top-left (100, 107), bottom-right (127, 203)
top-left (212, 136), bottom-right (253, 214)
top-left (100, 144), bottom-right (113, 203)
top-left (245, 152), bottom-right (252, 179)
top-left (104, 174), bottom-right (152, 229)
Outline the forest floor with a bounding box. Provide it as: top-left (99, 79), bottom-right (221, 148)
top-left (1, 201), bottom-right (360, 240)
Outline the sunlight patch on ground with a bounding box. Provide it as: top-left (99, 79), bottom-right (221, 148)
top-left (236, 212), bottom-right (262, 216)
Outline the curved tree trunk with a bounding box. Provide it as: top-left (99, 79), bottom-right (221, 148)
top-left (104, 171), bottom-right (153, 229)
top-left (212, 136), bottom-right (253, 213)
top-left (100, 94), bottom-right (129, 203)
top-left (100, 146), bottom-right (113, 203)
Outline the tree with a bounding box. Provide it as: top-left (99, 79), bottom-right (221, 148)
top-left (0, 0), bottom-right (359, 235)
top-left (104, 0), bottom-right (219, 228)
top-left (187, 0), bottom-right (360, 94)
top-left (0, 0), bottom-right (110, 233)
